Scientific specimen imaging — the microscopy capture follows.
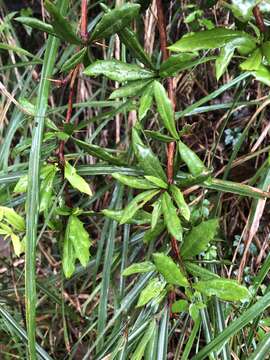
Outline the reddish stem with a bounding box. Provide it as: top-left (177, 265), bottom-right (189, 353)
top-left (81, 0), bottom-right (88, 43)
top-left (156, 0), bottom-right (175, 184)
top-left (253, 5), bottom-right (266, 33)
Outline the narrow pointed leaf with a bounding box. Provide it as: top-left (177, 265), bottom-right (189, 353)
top-left (169, 184), bottom-right (190, 221)
top-left (240, 48), bottom-right (262, 71)
top-left (109, 79), bottom-right (152, 99)
top-left (45, 0), bottom-right (82, 44)
top-left (153, 252), bottom-right (188, 287)
top-left (215, 44), bottom-right (235, 80)
top-left (74, 138), bottom-right (125, 165)
top-left (136, 278), bottom-right (165, 307)
top-left (84, 60), bottom-right (155, 82)
top-left (61, 48), bottom-right (87, 72)
top-left (119, 27), bottom-right (155, 69)
top-left (193, 278), bottom-right (250, 301)
top-left (161, 192), bottom-right (183, 241)
top-left (185, 262), bottom-right (220, 280)
top-left (153, 81), bottom-right (179, 139)
top-left (181, 219), bottom-right (219, 258)
top-left (64, 162), bottom-right (92, 196)
top-left (178, 140), bottom-right (207, 176)
top-left (15, 16), bottom-right (56, 36)
top-left (132, 128), bottom-right (167, 182)
top-left (159, 53), bottom-right (196, 77)
top-left (112, 173), bottom-right (156, 189)
top-left (139, 83), bottom-right (154, 120)
top-left (90, 3), bottom-right (141, 41)
top-left (122, 262), bottom-right (156, 276)
top-left (169, 28), bottom-right (256, 55)
top-left (144, 175), bottom-right (168, 189)
top-left (102, 208), bottom-right (152, 225)
top-left (203, 178), bottom-right (270, 199)
top-left (143, 222), bottom-right (165, 244)
top-left (120, 189), bottom-right (159, 224)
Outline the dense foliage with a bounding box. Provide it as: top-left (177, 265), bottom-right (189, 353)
top-left (1, 0), bottom-right (270, 359)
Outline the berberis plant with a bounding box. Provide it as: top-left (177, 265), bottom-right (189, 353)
top-left (1, 0), bottom-right (270, 359)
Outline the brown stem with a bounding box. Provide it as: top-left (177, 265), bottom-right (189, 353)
top-left (156, 0), bottom-right (183, 267)
top-left (81, 0), bottom-right (88, 43)
top-left (156, 0), bottom-right (175, 184)
top-left (253, 5), bottom-right (266, 33)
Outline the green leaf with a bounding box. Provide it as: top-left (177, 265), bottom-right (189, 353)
top-left (185, 262), bottom-right (220, 280)
top-left (160, 56), bottom-right (216, 78)
top-left (63, 215), bottom-right (91, 278)
top-left (192, 291), bottom-right (270, 360)
top-left (152, 253), bottom-right (188, 287)
top-left (109, 79), bottom-right (152, 99)
top-left (112, 173), bottom-right (156, 189)
top-left (143, 222), bottom-right (165, 244)
top-left (44, 0), bottom-right (82, 45)
top-left (171, 299), bottom-right (189, 313)
top-left (69, 215), bottom-right (91, 267)
top-left (63, 221), bottom-right (75, 279)
top-left (84, 60), bottom-right (155, 82)
top-left (181, 219), bottom-right (219, 258)
top-left (240, 48), bottom-right (262, 71)
top-left (131, 320), bottom-right (156, 360)
top-left (247, 332), bottom-right (270, 360)
top-left (15, 16), bottom-right (56, 36)
top-left (169, 28), bottom-right (256, 55)
top-left (151, 199), bottom-right (162, 229)
top-left (203, 178), bottom-right (270, 199)
top-left (14, 174), bottom-right (28, 193)
top-left (144, 130), bottom-right (175, 143)
top-left (122, 261), bottom-right (156, 276)
top-left (169, 184), bottom-right (190, 221)
top-left (193, 278), bottom-right (250, 301)
top-left (159, 53), bottom-right (196, 77)
top-left (73, 138), bottom-right (124, 165)
top-left (215, 44), bottom-right (235, 81)
top-left (64, 162), bottom-right (92, 196)
top-left (251, 65), bottom-right (270, 87)
top-left (153, 81), bottom-right (179, 139)
top-left (61, 47), bottom-right (87, 72)
top-left (102, 208), bottom-right (152, 225)
top-left (136, 277), bottom-right (166, 307)
top-left (178, 140), bottom-right (207, 176)
top-left (120, 189), bottom-right (159, 224)
top-left (40, 165), bottom-right (57, 212)
top-left (132, 128), bottom-right (167, 182)
top-left (119, 27), bottom-right (155, 70)
top-left (0, 206), bottom-right (25, 231)
top-left (144, 175), bottom-right (168, 189)
top-left (262, 41), bottom-right (270, 64)
top-left (11, 233), bottom-right (25, 257)
top-left (139, 83), bottom-right (154, 120)
top-left (0, 43), bottom-right (41, 60)
top-left (161, 192), bottom-right (183, 241)
top-left (90, 3), bottom-right (141, 41)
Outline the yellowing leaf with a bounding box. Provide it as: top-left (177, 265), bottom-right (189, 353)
top-left (136, 277), bottom-right (166, 307)
top-left (63, 215), bottom-right (92, 278)
top-left (64, 162), bottom-right (92, 196)
top-left (122, 261), bottom-right (156, 276)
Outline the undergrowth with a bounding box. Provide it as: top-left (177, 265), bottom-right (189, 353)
top-left (0, 0), bottom-right (270, 359)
